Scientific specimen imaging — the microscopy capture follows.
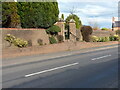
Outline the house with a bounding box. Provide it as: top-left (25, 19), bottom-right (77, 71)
top-left (112, 17), bottom-right (120, 31)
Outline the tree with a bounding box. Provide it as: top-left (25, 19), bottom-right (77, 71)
top-left (61, 14), bottom-right (64, 20)
top-left (17, 2), bottom-right (59, 28)
top-left (65, 14), bottom-right (82, 29)
top-left (2, 2), bottom-right (20, 28)
top-left (69, 6), bottom-right (77, 15)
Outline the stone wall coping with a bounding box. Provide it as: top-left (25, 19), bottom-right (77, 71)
top-left (0, 28), bottom-right (46, 30)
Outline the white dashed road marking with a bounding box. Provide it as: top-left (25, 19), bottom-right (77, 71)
top-left (92, 54), bottom-right (111, 61)
top-left (25, 62), bottom-right (79, 77)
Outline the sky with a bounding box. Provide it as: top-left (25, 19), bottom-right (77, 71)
top-left (57, 0), bottom-right (119, 28)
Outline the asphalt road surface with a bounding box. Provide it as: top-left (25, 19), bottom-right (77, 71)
top-left (2, 46), bottom-right (119, 88)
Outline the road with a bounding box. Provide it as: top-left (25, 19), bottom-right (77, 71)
top-left (2, 46), bottom-right (119, 88)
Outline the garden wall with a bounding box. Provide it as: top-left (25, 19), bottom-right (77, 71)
top-left (0, 28), bottom-right (49, 48)
top-left (92, 30), bottom-right (115, 37)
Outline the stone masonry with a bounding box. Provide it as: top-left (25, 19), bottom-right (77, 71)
top-left (69, 19), bottom-right (77, 42)
top-left (54, 19), bottom-right (65, 41)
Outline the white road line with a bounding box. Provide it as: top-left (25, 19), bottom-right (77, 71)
top-left (25, 62), bottom-right (79, 77)
top-left (91, 54), bottom-right (111, 61)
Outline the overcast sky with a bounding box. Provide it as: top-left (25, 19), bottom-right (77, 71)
top-left (58, 0), bottom-right (119, 28)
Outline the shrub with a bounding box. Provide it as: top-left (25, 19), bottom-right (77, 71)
top-left (37, 39), bottom-right (43, 45)
top-left (13, 38), bottom-right (28, 48)
top-left (113, 35), bottom-right (120, 41)
top-left (101, 28), bottom-right (108, 31)
top-left (109, 35), bottom-right (115, 41)
top-left (99, 37), bottom-right (105, 42)
top-left (81, 26), bottom-right (93, 42)
top-left (98, 37), bottom-right (102, 42)
top-left (104, 37), bottom-right (110, 42)
top-left (4, 34), bottom-right (28, 48)
top-left (90, 36), bottom-right (99, 42)
top-left (97, 37), bottom-right (109, 42)
top-left (109, 35), bottom-right (120, 41)
top-left (57, 35), bottom-right (64, 43)
top-left (4, 34), bottom-right (16, 44)
top-left (46, 25), bottom-right (61, 35)
top-left (49, 37), bottom-right (57, 44)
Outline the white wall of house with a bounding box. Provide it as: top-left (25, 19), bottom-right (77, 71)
top-left (112, 17), bottom-right (120, 31)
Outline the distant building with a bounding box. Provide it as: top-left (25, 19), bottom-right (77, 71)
top-left (112, 17), bottom-right (120, 31)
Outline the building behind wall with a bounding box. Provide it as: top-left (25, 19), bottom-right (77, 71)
top-left (112, 17), bottom-right (120, 31)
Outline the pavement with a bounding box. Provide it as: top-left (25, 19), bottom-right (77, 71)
top-left (2, 44), bottom-right (119, 88)
top-left (2, 44), bottom-right (118, 67)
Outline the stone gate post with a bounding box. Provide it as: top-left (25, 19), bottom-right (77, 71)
top-left (69, 19), bottom-right (76, 42)
top-left (54, 19), bottom-right (65, 41)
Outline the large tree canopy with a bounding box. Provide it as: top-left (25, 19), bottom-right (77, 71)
top-left (65, 14), bottom-right (82, 29)
top-left (2, 2), bottom-right (20, 28)
top-left (17, 2), bottom-right (59, 28)
top-left (2, 1), bottom-right (59, 28)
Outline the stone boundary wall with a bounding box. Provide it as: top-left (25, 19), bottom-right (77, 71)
top-left (0, 28), bottom-right (49, 48)
top-left (92, 30), bottom-right (115, 37)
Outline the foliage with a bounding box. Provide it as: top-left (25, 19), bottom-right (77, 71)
top-left (57, 35), bottom-right (64, 43)
top-left (17, 2), bottom-right (59, 28)
top-left (65, 14), bottom-right (82, 29)
top-left (109, 35), bottom-right (115, 41)
top-left (99, 35), bottom-right (120, 42)
top-left (37, 39), bottom-right (43, 45)
top-left (4, 34), bottom-right (16, 44)
top-left (90, 36), bottom-right (99, 42)
top-left (90, 36), bottom-right (109, 42)
top-left (110, 35), bottom-right (120, 41)
top-left (113, 35), bottom-right (120, 41)
top-left (2, 2), bottom-right (59, 28)
top-left (98, 37), bottom-right (109, 42)
top-left (61, 14), bottom-right (64, 20)
top-left (49, 36), bottom-right (57, 44)
top-left (14, 38), bottom-right (28, 48)
top-left (90, 35), bottom-right (120, 42)
top-left (2, 2), bottom-right (20, 28)
top-left (81, 26), bottom-right (93, 42)
top-left (109, 35), bottom-right (120, 41)
top-left (104, 37), bottom-right (110, 42)
top-left (4, 34), bottom-right (28, 48)
top-left (101, 28), bottom-right (108, 31)
top-left (46, 25), bottom-right (61, 35)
